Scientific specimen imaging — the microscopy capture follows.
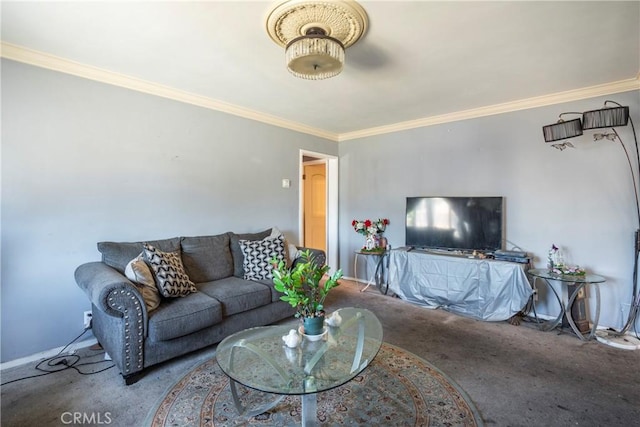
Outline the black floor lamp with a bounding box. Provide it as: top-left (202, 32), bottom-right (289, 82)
top-left (543, 100), bottom-right (640, 350)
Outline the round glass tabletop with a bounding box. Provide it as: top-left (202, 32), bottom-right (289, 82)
top-left (528, 268), bottom-right (605, 283)
top-left (216, 307), bottom-right (383, 395)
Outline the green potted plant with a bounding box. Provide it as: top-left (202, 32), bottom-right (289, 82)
top-left (272, 250), bottom-right (343, 335)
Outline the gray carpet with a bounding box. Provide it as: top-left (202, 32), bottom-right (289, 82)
top-left (2, 280), bottom-right (640, 426)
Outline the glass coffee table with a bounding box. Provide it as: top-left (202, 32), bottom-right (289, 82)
top-left (216, 307), bottom-right (383, 426)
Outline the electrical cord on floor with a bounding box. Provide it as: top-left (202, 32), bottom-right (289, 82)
top-left (1, 327), bottom-right (114, 386)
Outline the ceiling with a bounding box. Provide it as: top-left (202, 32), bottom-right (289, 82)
top-left (2, 1), bottom-right (639, 141)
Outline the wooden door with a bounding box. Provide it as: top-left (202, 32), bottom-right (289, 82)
top-left (303, 163), bottom-right (326, 252)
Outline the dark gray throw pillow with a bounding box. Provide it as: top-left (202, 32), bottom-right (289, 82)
top-left (181, 233), bottom-right (233, 283)
top-left (229, 228), bottom-right (271, 277)
top-left (97, 237), bottom-right (181, 273)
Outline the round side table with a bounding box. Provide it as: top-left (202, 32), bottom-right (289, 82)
top-left (354, 250), bottom-right (389, 295)
top-left (527, 268), bottom-right (605, 340)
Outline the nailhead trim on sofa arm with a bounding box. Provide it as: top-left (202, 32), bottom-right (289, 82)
top-left (75, 262), bottom-right (148, 376)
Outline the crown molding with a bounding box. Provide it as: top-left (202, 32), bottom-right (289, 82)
top-left (0, 42), bottom-right (340, 142)
top-left (338, 76), bottom-right (640, 141)
top-left (2, 42), bottom-right (638, 143)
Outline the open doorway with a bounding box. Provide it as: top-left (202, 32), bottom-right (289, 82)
top-left (299, 150), bottom-right (338, 273)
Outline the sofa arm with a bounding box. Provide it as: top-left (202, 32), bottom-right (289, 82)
top-left (293, 247), bottom-right (326, 268)
top-left (75, 262), bottom-right (148, 333)
top-left (76, 262), bottom-right (148, 379)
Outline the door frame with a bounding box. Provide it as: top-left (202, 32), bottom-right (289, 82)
top-left (299, 150), bottom-right (338, 273)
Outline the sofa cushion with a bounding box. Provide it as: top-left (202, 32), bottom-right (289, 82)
top-left (98, 237), bottom-right (181, 273)
top-left (143, 243), bottom-right (197, 298)
top-left (254, 278), bottom-right (283, 303)
top-left (240, 235), bottom-right (286, 281)
top-left (124, 254), bottom-right (161, 312)
top-left (197, 277), bottom-right (271, 316)
top-left (181, 233), bottom-right (233, 283)
top-left (229, 228), bottom-right (271, 277)
top-left (147, 292), bottom-right (222, 341)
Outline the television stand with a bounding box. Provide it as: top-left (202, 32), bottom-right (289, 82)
top-left (387, 249), bottom-right (532, 321)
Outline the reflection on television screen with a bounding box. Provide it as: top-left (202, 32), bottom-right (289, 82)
top-left (405, 197), bottom-right (503, 252)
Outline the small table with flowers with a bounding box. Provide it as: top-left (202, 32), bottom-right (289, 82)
top-left (527, 268), bottom-right (605, 340)
top-left (351, 218), bottom-right (391, 295)
top-left (354, 249), bottom-right (389, 295)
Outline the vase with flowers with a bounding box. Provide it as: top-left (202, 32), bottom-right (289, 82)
top-left (547, 244), bottom-right (586, 276)
top-left (352, 218), bottom-right (389, 252)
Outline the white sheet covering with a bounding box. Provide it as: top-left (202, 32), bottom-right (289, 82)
top-left (388, 250), bottom-right (533, 321)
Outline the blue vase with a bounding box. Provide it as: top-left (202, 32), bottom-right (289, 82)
top-left (303, 315), bottom-right (325, 335)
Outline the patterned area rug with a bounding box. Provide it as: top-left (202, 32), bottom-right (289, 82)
top-left (147, 343), bottom-right (483, 426)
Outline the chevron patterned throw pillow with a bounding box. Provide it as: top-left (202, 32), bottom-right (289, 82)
top-left (143, 243), bottom-right (197, 298)
top-left (240, 235), bottom-right (286, 281)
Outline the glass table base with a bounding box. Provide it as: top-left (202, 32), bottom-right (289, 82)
top-left (229, 380), bottom-right (318, 426)
top-left (301, 393), bottom-right (317, 427)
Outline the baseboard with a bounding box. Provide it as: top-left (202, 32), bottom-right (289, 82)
top-left (0, 337), bottom-right (98, 371)
top-left (525, 312), bottom-right (556, 321)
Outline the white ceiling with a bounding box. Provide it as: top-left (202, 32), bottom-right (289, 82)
top-left (2, 1), bottom-right (639, 140)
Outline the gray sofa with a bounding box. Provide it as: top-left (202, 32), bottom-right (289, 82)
top-left (75, 228), bottom-right (324, 385)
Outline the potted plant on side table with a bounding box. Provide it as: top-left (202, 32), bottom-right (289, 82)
top-left (272, 250), bottom-right (343, 336)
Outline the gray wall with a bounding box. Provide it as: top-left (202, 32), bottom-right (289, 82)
top-left (3, 57), bottom-right (639, 362)
top-left (1, 59), bottom-right (337, 362)
top-left (339, 90), bottom-right (640, 332)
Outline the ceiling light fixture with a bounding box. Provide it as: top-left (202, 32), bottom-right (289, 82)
top-left (285, 27), bottom-right (345, 80)
top-left (266, 0), bottom-right (369, 80)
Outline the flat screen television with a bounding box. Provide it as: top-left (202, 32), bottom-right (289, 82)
top-left (405, 196), bottom-right (504, 252)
